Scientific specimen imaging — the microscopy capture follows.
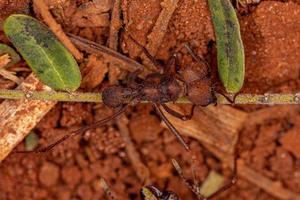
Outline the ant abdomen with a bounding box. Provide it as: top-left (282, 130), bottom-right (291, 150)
top-left (102, 86), bottom-right (136, 108)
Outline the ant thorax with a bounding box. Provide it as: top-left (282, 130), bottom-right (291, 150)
top-left (138, 73), bottom-right (182, 103)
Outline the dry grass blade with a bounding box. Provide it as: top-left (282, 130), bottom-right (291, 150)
top-left (142, 0), bottom-right (179, 68)
top-left (116, 115), bottom-right (151, 184)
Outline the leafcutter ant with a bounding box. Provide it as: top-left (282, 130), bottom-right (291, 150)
top-left (21, 34), bottom-right (219, 153)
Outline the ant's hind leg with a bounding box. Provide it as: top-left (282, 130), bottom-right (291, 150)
top-left (161, 104), bottom-right (195, 121)
top-left (153, 103), bottom-right (190, 151)
top-left (15, 105), bottom-right (129, 154)
top-left (128, 35), bottom-right (162, 70)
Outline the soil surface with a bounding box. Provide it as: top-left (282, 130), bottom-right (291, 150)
top-left (0, 0), bottom-right (300, 200)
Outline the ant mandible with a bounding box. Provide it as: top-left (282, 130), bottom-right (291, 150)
top-left (25, 34), bottom-right (217, 153)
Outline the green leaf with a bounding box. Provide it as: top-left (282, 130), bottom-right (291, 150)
top-left (208, 0), bottom-right (245, 93)
top-left (3, 14), bottom-right (81, 91)
top-left (0, 43), bottom-right (21, 67)
top-left (25, 132), bottom-right (39, 151)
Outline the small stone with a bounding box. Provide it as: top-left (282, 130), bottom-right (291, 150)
top-left (39, 162), bottom-right (60, 187)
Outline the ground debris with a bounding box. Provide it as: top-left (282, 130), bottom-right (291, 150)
top-left (81, 54), bottom-right (108, 89)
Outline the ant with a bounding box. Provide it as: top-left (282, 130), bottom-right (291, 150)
top-left (140, 185), bottom-right (181, 200)
top-left (20, 35), bottom-right (238, 199)
top-left (101, 177), bottom-right (180, 200)
top-left (22, 34), bottom-right (218, 153)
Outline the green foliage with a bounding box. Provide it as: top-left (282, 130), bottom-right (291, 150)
top-left (208, 0), bottom-right (245, 93)
top-left (25, 132), bottom-right (39, 151)
top-left (3, 14), bottom-right (81, 91)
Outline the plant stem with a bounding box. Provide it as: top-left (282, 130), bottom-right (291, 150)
top-left (0, 89), bottom-right (299, 104)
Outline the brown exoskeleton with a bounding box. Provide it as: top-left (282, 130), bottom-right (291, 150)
top-left (23, 35), bottom-right (217, 153)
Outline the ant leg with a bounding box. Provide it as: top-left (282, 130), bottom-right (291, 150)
top-left (16, 105), bottom-right (129, 153)
top-left (100, 178), bottom-right (118, 200)
top-left (218, 92), bottom-right (239, 105)
top-left (206, 133), bottom-right (240, 199)
top-left (206, 158), bottom-right (237, 199)
top-left (161, 104), bottom-right (195, 121)
top-left (172, 159), bottom-right (206, 200)
top-left (128, 35), bottom-right (162, 71)
top-left (127, 68), bottom-right (144, 89)
top-left (184, 43), bottom-right (210, 77)
top-left (164, 54), bottom-right (176, 75)
top-left (153, 103), bottom-right (190, 151)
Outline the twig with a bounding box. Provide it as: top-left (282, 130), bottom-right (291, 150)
top-left (33, 0), bottom-right (83, 60)
top-left (0, 74), bottom-right (57, 162)
top-left (108, 0), bottom-right (123, 84)
top-left (0, 89), bottom-right (300, 104)
top-left (108, 0), bottom-right (122, 51)
top-left (142, 0), bottom-right (179, 68)
top-left (116, 115), bottom-right (151, 184)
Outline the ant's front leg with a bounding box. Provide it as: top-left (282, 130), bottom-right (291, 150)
top-left (161, 104), bottom-right (195, 121)
top-left (184, 43), bottom-right (211, 78)
top-left (127, 68), bottom-right (144, 89)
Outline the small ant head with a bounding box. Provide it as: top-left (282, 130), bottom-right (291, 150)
top-left (102, 86), bottom-right (136, 108)
top-left (140, 185), bottom-right (181, 200)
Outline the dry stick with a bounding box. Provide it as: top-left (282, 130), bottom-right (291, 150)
top-left (141, 0), bottom-right (179, 68)
top-left (33, 0), bottom-right (83, 61)
top-left (108, 0), bottom-right (122, 84)
top-left (0, 74), bottom-right (56, 162)
top-left (116, 115), bottom-right (151, 184)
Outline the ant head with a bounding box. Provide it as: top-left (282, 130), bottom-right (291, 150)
top-left (102, 86), bottom-right (136, 108)
top-left (187, 79), bottom-right (217, 106)
top-left (140, 185), bottom-right (181, 200)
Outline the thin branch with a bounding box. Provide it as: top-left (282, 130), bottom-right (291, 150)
top-left (0, 89), bottom-right (300, 104)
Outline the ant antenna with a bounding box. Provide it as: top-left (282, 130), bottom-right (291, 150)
top-left (100, 178), bottom-right (118, 200)
top-left (16, 105), bottom-right (129, 153)
top-left (153, 103), bottom-right (190, 151)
